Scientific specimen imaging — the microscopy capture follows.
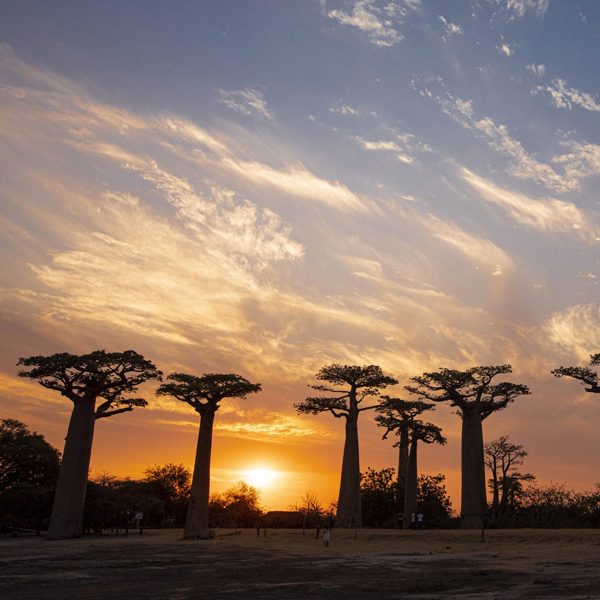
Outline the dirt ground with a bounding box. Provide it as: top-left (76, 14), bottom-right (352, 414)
top-left (1, 528), bottom-right (600, 599)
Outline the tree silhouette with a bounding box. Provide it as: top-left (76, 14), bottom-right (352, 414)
top-left (0, 419), bottom-right (60, 534)
top-left (0, 419), bottom-right (60, 491)
top-left (157, 372), bottom-right (261, 539)
top-left (360, 466), bottom-right (397, 527)
top-left (406, 365), bottom-right (530, 529)
top-left (295, 364), bottom-right (397, 527)
top-left (417, 473), bottom-right (453, 527)
top-left (290, 490), bottom-right (325, 532)
top-left (552, 353), bottom-right (600, 394)
top-left (375, 397), bottom-right (436, 516)
top-left (359, 468), bottom-right (453, 527)
top-left (484, 436), bottom-right (534, 526)
top-left (223, 482), bottom-right (263, 529)
top-left (402, 420), bottom-right (446, 529)
top-left (144, 463), bottom-right (191, 527)
top-left (17, 350), bottom-right (161, 539)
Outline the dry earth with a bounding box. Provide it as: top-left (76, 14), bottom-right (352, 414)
top-left (1, 528), bottom-right (600, 599)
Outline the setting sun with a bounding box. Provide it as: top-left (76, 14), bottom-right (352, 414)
top-left (243, 468), bottom-right (278, 489)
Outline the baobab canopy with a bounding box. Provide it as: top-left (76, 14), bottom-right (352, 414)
top-left (17, 350), bottom-right (161, 539)
top-left (296, 364), bottom-right (398, 528)
top-left (552, 354), bottom-right (600, 394)
top-left (407, 365), bottom-right (530, 529)
top-left (157, 371), bottom-right (261, 539)
top-left (17, 350), bottom-right (162, 418)
top-left (406, 365), bottom-right (530, 421)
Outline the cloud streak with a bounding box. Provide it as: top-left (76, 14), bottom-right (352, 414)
top-left (220, 157), bottom-right (367, 212)
top-left (218, 87), bottom-right (274, 120)
top-left (438, 15), bottom-right (463, 38)
top-left (544, 304), bottom-right (600, 361)
top-left (502, 0), bottom-right (549, 19)
top-left (423, 214), bottom-right (514, 274)
top-left (354, 137), bottom-right (414, 164)
top-left (325, 0), bottom-right (420, 47)
top-left (461, 168), bottom-right (598, 241)
top-left (432, 89), bottom-right (599, 194)
top-left (538, 78), bottom-right (600, 113)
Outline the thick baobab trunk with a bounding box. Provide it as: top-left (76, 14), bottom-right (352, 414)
top-left (403, 439), bottom-right (418, 529)
top-left (397, 424), bottom-right (409, 519)
top-left (460, 409), bottom-right (487, 529)
top-left (47, 398), bottom-right (96, 539)
top-left (335, 410), bottom-right (362, 528)
top-left (184, 410), bottom-right (215, 539)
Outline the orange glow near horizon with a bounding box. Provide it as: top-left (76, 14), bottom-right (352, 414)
top-left (242, 467), bottom-right (279, 489)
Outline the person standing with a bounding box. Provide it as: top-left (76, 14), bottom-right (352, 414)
top-left (323, 526), bottom-right (331, 547)
top-left (416, 512), bottom-right (424, 529)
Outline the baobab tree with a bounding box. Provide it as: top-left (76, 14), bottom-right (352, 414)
top-left (17, 350), bottom-right (161, 539)
top-left (157, 372), bottom-right (261, 539)
top-left (295, 364), bottom-right (397, 527)
top-left (484, 436), bottom-right (534, 526)
top-left (402, 420), bottom-right (446, 529)
top-left (406, 365), bottom-right (530, 529)
top-left (552, 353), bottom-right (600, 394)
top-left (375, 397), bottom-right (436, 503)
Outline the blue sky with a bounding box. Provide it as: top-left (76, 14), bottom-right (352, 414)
top-left (1, 0), bottom-right (599, 508)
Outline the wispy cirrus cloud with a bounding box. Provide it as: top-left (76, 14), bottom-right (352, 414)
top-left (352, 128), bottom-right (431, 164)
top-left (27, 191), bottom-right (269, 345)
top-left (472, 116), bottom-right (570, 192)
top-left (422, 213), bottom-right (514, 275)
top-left (214, 413), bottom-right (328, 444)
top-left (354, 137), bottom-right (414, 164)
top-left (79, 144), bottom-right (305, 266)
top-left (552, 140), bottom-right (600, 184)
top-left (0, 372), bottom-right (62, 403)
top-left (438, 15), bottom-right (463, 39)
top-left (324, 0), bottom-right (420, 47)
top-left (461, 168), bottom-right (598, 241)
top-left (544, 304), bottom-right (600, 362)
top-left (329, 104), bottom-right (378, 117)
top-left (220, 157), bottom-right (367, 212)
top-left (526, 63), bottom-right (546, 77)
top-left (154, 412), bottom-right (327, 444)
top-left (537, 78), bottom-right (600, 113)
top-left (500, 0), bottom-right (549, 19)
top-left (1, 44), bottom-right (366, 215)
top-left (431, 90), bottom-right (590, 194)
top-left (218, 87), bottom-right (273, 120)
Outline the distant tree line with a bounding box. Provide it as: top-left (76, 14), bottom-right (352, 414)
top-left (359, 467), bottom-right (453, 528)
top-left (0, 438), bottom-right (263, 535)
top-left (85, 470), bottom-right (264, 532)
top-left (2, 418), bottom-right (599, 534)
top-left (8, 349), bottom-right (600, 538)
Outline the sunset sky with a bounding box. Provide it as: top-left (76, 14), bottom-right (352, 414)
top-left (1, 0), bottom-right (599, 511)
